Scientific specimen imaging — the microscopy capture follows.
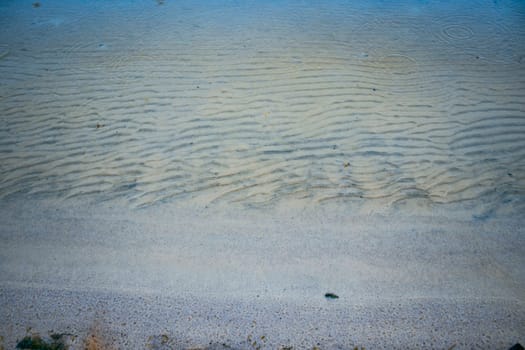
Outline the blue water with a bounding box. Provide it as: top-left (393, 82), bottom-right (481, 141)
top-left (0, 0), bottom-right (524, 214)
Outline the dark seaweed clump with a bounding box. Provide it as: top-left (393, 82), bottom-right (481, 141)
top-left (16, 334), bottom-right (68, 350)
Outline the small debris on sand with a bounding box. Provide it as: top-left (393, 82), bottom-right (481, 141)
top-left (324, 292), bottom-right (339, 299)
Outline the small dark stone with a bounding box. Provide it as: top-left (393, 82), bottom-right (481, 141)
top-left (324, 292), bottom-right (339, 299)
top-left (509, 344), bottom-right (524, 350)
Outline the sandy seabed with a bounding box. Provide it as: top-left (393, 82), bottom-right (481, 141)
top-left (0, 0), bottom-right (524, 348)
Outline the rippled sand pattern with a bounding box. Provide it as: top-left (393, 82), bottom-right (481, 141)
top-left (1, 0), bottom-right (524, 209)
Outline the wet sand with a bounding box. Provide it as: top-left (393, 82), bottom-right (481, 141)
top-left (1, 0), bottom-right (525, 348)
top-left (1, 198), bottom-right (524, 349)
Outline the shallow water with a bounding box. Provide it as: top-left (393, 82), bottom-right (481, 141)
top-left (0, 0), bottom-right (524, 213)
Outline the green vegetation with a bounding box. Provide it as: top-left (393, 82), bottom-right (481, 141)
top-left (16, 334), bottom-right (68, 350)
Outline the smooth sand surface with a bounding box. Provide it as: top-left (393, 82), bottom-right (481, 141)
top-left (1, 0), bottom-right (525, 348)
top-left (1, 199), bottom-right (524, 349)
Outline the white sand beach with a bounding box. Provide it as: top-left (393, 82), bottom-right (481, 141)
top-left (1, 0), bottom-right (524, 348)
top-left (1, 199), bottom-right (524, 349)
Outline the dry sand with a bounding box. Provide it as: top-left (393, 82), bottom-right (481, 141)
top-left (1, 0), bottom-right (525, 348)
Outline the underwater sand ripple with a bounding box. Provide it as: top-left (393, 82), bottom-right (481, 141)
top-left (0, 0), bottom-right (524, 210)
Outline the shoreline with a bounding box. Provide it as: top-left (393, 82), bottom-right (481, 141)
top-left (1, 198), bottom-right (523, 349)
top-left (1, 1), bottom-right (524, 346)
